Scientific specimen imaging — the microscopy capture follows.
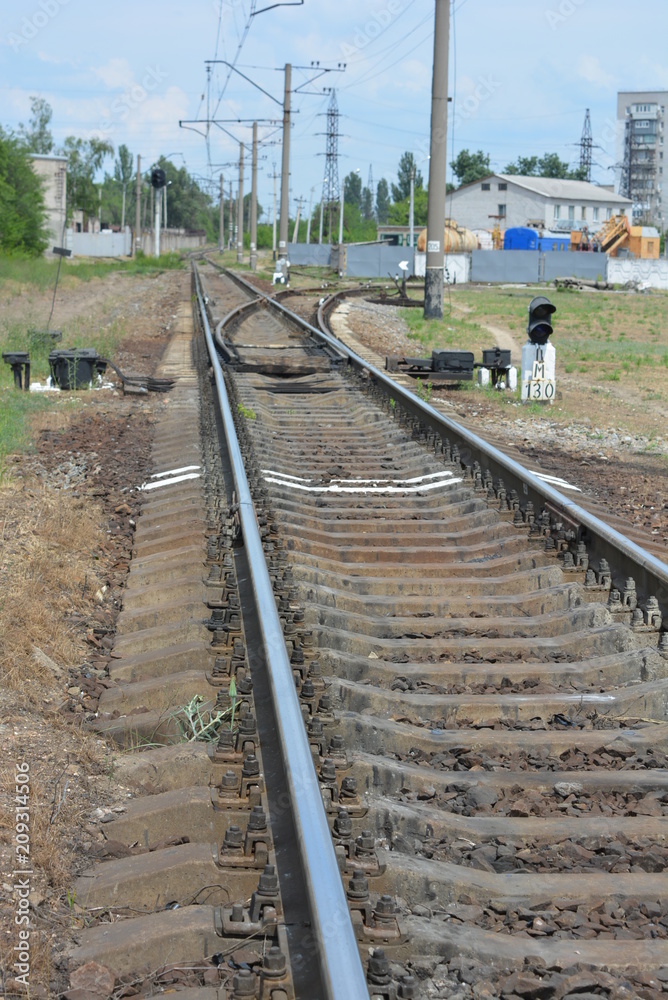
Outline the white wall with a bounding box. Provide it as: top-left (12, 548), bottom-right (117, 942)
top-left (67, 227), bottom-right (132, 257)
top-left (414, 252), bottom-right (470, 283)
top-left (607, 256), bottom-right (668, 289)
top-left (138, 230), bottom-right (207, 256)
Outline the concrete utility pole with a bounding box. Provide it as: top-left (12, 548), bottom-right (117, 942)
top-left (229, 181), bottom-right (234, 249)
top-left (134, 154), bottom-right (141, 255)
top-left (272, 163), bottom-right (277, 259)
top-left (219, 173), bottom-right (224, 252)
top-left (250, 122), bottom-right (258, 271)
top-left (318, 190), bottom-right (325, 244)
top-left (278, 63), bottom-right (291, 263)
top-left (409, 164), bottom-right (415, 250)
top-left (338, 179), bottom-right (345, 245)
top-left (237, 142), bottom-right (244, 264)
top-left (424, 0), bottom-right (450, 319)
top-left (306, 185), bottom-right (315, 244)
top-left (291, 197), bottom-right (302, 242)
top-left (154, 181), bottom-right (161, 257)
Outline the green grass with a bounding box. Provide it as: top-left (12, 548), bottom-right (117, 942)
top-left (399, 308), bottom-right (492, 354)
top-left (0, 387), bottom-right (54, 475)
top-left (0, 250), bottom-right (184, 293)
top-left (450, 284), bottom-right (668, 386)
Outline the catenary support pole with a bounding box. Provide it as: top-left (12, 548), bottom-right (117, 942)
top-left (219, 173), bottom-right (224, 253)
top-left (306, 185), bottom-right (315, 245)
top-left (250, 123), bottom-right (258, 270)
top-left (154, 182), bottom-right (160, 258)
top-left (134, 154), bottom-right (141, 255)
top-left (278, 63), bottom-right (291, 264)
top-left (237, 142), bottom-right (244, 264)
top-left (229, 181), bottom-right (234, 250)
top-left (424, 0), bottom-right (449, 319)
top-left (272, 164), bottom-right (277, 260)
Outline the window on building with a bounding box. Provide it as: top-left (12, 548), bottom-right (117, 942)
top-left (498, 182), bottom-right (507, 191)
top-left (554, 204), bottom-right (560, 219)
top-left (606, 207), bottom-right (612, 219)
top-left (581, 206), bottom-right (586, 220)
top-left (498, 204), bottom-right (506, 218)
top-left (568, 205), bottom-right (575, 220)
top-left (481, 182), bottom-right (490, 191)
top-left (593, 206), bottom-right (599, 221)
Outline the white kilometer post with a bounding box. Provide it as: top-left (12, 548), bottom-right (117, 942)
top-left (521, 340), bottom-right (556, 402)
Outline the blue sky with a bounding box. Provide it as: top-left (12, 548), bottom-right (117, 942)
top-left (2, 0), bottom-right (668, 222)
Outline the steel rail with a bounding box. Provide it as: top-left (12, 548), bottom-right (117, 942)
top-left (212, 263), bottom-right (668, 619)
top-left (192, 265), bottom-right (369, 1000)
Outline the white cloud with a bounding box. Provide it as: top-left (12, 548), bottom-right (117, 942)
top-left (93, 57), bottom-right (134, 90)
top-left (400, 58), bottom-right (430, 94)
top-left (576, 55), bottom-right (614, 89)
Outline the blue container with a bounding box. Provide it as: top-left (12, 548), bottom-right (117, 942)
top-left (503, 227), bottom-right (539, 250)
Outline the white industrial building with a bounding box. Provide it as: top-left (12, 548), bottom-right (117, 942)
top-left (30, 153), bottom-right (67, 253)
top-left (445, 174), bottom-right (632, 234)
top-left (615, 90), bottom-right (667, 229)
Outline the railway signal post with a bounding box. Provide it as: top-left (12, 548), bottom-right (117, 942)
top-left (521, 295), bottom-right (557, 403)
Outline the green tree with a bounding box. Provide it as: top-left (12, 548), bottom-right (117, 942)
top-left (361, 185), bottom-right (374, 221)
top-left (101, 144), bottom-right (135, 228)
top-left (387, 186), bottom-right (428, 227)
top-left (0, 127), bottom-right (48, 255)
top-left (391, 152), bottom-right (423, 203)
top-left (154, 157), bottom-right (216, 237)
top-left (114, 144), bottom-right (134, 187)
top-left (504, 152), bottom-right (588, 180)
top-left (17, 96), bottom-right (54, 155)
top-left (504, 155), bottom-right (539, 176)
top-left (449, 149), bottom-right (491, 187)
top-left (376, 177), bottom-right (390, 224)
top-left (344, 171), bottom-right (362, 210)
top-left (61, 136), bottom-right (114, 219)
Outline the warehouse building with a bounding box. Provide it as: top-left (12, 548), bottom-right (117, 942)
top-left (445, 174), bottom-right (631, 235)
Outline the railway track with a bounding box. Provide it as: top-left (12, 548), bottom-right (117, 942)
top-left (66, 260), bottom-right (668, 999)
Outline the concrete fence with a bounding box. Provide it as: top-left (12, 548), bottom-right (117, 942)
top-left (66, 227), bottom-right (207, 258)
top-left (414, 252), bottom-right (470, 284)
top-left (607, 257), bottom-right (668, 290)
top-left (286, 243), bottom-right (333, 267)
top-left (136, 230), bottom-right (207, 256)
top-left (67, 227), bottom-right (132, 257)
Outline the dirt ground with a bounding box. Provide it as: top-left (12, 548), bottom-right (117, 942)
top-left (0, 268), bottom-right (188, 998)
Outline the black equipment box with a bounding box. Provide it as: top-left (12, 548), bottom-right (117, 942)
top-left (431, 350), bottom-right (474, 376)
top-left (482, 347), bottom-right (511, 368)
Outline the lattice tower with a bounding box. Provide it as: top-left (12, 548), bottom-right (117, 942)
top-left (321, 89), bottom-right (340, 238)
